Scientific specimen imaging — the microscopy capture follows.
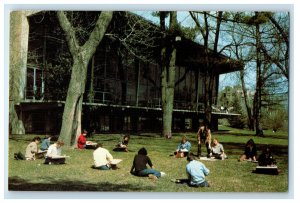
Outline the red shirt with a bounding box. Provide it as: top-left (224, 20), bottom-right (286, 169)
top-left (77, 134), bottom-right (86, 149)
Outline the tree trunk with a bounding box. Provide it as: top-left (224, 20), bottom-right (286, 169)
top-left (240, 69), bottom-right (254, 130)
top-left (57, 11), bottom-right (113, 146)
top-left (59, 60), bottom-right (87, 146)
top-left (161, 11), bottom-right (177, 138)
top-left (9, 11), bottom-right (31, 135)
top-left (254, 12), bottom-right (263, 136)
top-left (88, 55), bottom-right (95, 103)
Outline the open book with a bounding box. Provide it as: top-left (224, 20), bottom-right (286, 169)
top-left (51, 155), bottom-right (70, 159)
top-left (110, 159), bottom-right (122, 165)
top-left (37, 150), bottom-right (47, 154)
top-left (256, 165), bottom-right (277, 169)
top-left (86, 141), bottom-right (97, 146)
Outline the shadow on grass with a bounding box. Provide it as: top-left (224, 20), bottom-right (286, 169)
top-left (9, 176), bottom-right (152, 191)
top-left (213, 130), bottom-right (287, 140)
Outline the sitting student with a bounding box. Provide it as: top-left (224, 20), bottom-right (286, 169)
top-left (25, 137), bottom-right (41, 160)
top-left (113, 135), bottom-right (130, 152)
top-left (44, 140), bottom-right (66, 165)
top-left (174, 136), bottom-right (191, 158)
top-left (93, 143), bottom-right (119, 170)
top-left (258, 145), bottom-right (276, 166)
top-left (239, 139), bottom-right (257, 162)
top-left (255, 145), bottom-right (279, 175)
top-left (77, 130), bottom-right (87, 149)
top-left (211, 138), bottom-right (227, 160)
top-left (130, 147), bottom-right (162, 180)
top-left (40, 135), bottom-right (53, 151)
top-left (172, 154), bottom-right (210, 187)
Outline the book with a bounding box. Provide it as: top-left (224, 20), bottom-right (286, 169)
top-left (110, 159), bottom-right (122, 165)
top-left (86, 141), bottom-right (97, 146)
top-left (51, 155), bottom-right (70, 159)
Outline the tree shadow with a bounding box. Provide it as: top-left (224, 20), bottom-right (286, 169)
top-left (213, 131), bottom-right (287, 140)
top-left (219, 142), bottom-right (288, 157)
top-left (8, 176), bottom-right (152, 191)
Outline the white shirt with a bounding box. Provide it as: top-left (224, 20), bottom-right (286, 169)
top-left (93, 147), bottom-right (113, 167)
top-left (46, 143), bottom-right (62, 157)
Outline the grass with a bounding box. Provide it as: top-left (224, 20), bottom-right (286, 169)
top-left (8, 126), bottom-right (289, 192)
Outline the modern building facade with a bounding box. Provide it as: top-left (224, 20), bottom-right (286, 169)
top-left (9, 11), bottom-right (243, 135)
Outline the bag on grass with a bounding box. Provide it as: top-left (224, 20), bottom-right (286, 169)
top-left (14, 152), bottom-right (25, 160)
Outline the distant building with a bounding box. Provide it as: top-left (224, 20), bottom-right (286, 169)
top-left (218, 86), bottom-right (254, 112)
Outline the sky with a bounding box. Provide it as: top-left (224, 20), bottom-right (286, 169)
top-left (1, 0), bottom-right (299, 201)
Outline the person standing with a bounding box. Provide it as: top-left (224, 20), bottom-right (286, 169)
top-left (205, 125), bottom-right (212, 158)
top-left (196, 123), bottom-right (206, 157)
top-left (25, 137), bottom-right (41, 160)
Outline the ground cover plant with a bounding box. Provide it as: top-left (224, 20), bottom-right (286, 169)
top-left (8, 126), bottom-right (288, 192)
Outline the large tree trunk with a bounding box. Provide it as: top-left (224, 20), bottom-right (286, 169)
top-left (161, 11), bottom-right (177, 138)
top-left (57, 11), bottom-right (113, 146)
top-left (254, 12), bottom-right (263, 136)
top-left (9, 11), bottom-right (33, 135)
top-left (59, 60), bottom-right (87, 146)
top-left (161, 48), bottom-right (176, 138)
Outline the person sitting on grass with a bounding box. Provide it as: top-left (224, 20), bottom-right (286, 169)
top-left (25, 136), bottom-right (41, 160)
top-left (211, 138), bottom-right (227, 160)
top-left (113, 135), bottom-right (130, 152)
top-left (174, 136), bottom-right (191, 158)
top-left (258, 145), bottom-right (276, 166)
top-left (93, 143), bottom-right (118, 170)
top-left (77, 130), bottom-right (88, 149)
top-left (44, 140), bottom-right (66, 165)
top-left (239, 139), bottom-right (257, 162)
top-left (172, 154), bottom-right (210, 187)
top-left (130, 147), bottom-right (163, 180)
top-left (40, 135), bottom-right (53, 151)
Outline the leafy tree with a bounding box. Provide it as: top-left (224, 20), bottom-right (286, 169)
top-left (57, 11), bottom-right (113, 146)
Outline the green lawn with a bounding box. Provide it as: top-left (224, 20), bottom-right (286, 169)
top-left (8, 126), bottom-right (289, 192)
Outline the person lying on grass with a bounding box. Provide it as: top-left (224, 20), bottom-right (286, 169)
top-left (239, 139), bottom-right (257, 162)
top-left (25, 136), bottom-right (41, 160)
top-left (174, 136), bottom-right (191, 158)
top-left (130, 147), bottom-right (164, 180)
top-left (210, 138), bottom-right (227, 160)
top-left (93, 143), bottom-right (119, 170)
top-left (172, 154), bottom-right (210, 187)
top-left (44, 140), bottom-right (66, 165)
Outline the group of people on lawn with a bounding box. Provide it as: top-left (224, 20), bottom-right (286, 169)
top-left (23, 123), bottom-right (277, 188)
